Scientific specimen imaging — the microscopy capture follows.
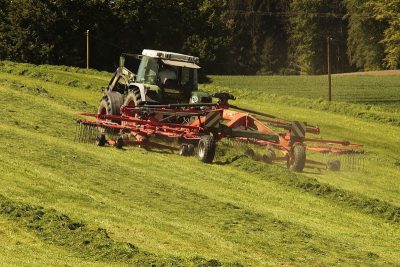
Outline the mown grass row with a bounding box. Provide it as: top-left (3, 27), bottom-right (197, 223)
top-left (0, 61), bottom-right (109, 92)
top-left (0, 194), bottom-right (241, 267)
top-left (218, 150), bottom-right (400, 224)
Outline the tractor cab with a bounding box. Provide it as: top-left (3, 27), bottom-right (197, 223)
top-left (107, 49), bottom-right (210, 105)
top-left (99, 49), bottom-right (211, 120)
top-left (134, 50), bottom-right (202, 104)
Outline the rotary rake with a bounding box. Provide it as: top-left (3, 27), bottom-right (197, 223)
top-left (75, 93), bottom-right (364, 172)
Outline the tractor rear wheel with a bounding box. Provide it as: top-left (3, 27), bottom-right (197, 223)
top-left (287, 144), bottom-right (306, 172)
top-left (124, 90), bottom-right (142, 108)
top-left (198, 135), bottom-right (216, 163)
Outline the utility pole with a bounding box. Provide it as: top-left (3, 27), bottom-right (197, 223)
top-left (327, 36), bottom-right (332, 101)
top-left (86, 30), bottom-right (90, 69)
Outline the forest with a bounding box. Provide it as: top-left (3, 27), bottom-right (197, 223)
top-left (0, 0), bottom-right (399, 75)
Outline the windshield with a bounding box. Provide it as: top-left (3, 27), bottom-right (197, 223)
top-left (136, 56), bottom-right (198, 90)
top-left (136, 56), bottom-right (159, 85)
top-left (180, 67), bottom-right (198, 90)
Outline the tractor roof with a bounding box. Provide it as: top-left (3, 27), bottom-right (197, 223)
top-left (142, 49), bottom-right (200, 68)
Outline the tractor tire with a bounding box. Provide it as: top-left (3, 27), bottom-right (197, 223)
top-left (179, 144), bottom-right (189, 156)
top-left (98, 92), bottom-right (124, 134)
top-left (287, 144), bottom-right (306, 172)
top-left (98, 91), bottom-right (124, 118)
top-left (124, 90), bottom-right (143, 108)
top-left (198, 135), bottom-right (216, 163)
top-left (327, 159), bottom-right (341, 171)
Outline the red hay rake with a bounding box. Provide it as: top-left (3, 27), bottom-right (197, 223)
top-left (75, 93), bottom-right (364, 172)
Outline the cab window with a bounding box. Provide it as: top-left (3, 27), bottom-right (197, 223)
top-left (180, 68), bottom-right (198, 90)
top-left (136, 56), bottom-right (159, 85)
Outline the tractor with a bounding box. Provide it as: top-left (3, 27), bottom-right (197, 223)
top-left (76, 49), bottom-right (363, 171)
top-left (98, 49), bottom-right (212, 119)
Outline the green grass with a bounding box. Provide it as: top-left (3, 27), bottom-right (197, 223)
top-left (0, 61), bottom-right (399, 266)
top-left (206, 74), bottom-right (400, 104)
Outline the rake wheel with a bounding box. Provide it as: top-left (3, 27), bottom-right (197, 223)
top-left (327, 159), bottom-right (341, 171)
top-left (179, 144), bottom-right (189, 156)
top-left (115, 136), bottom-right (124, 149)
top-left (287, 144), bottom-right (306, 172)
top-left (187, 144), bottom-right (195, 156)
top-left (198, 135), bottom-right (216, 163)
top-left (96, 134), bottom-right (107, 146)
top-left (263, 149), bottom-right (276, 164)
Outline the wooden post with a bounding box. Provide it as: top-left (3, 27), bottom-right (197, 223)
top-left (327, 37), bottom-right (332, 101)
top-left (86, 30), bottom-right (90, 69)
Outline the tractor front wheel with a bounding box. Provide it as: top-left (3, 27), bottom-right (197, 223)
top-left (98, 91), bottom-right (124, 119)
top-left (197, 135), bottom-right (216, 163)
top-left (287, 144), bottom-right (306, 172)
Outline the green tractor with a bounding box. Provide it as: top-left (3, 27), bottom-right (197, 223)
top-left (98, 49), bottom-right (212, 118)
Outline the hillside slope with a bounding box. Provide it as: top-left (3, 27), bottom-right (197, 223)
top-left (0, 61), bottom-right (399, 266)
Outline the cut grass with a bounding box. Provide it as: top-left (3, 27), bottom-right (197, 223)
top-left (0, 61), bottom-right (399, 266)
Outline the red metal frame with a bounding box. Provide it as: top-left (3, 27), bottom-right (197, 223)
top-left (77, 101), bottom-right (363, 168)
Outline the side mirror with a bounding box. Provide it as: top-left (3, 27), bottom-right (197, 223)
top-left (119, 56), bottom-right (125, 67)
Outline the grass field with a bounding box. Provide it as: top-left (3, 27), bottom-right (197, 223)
top-left (206, 73), bottom-right (400, 104)
top-left (0, 61), bottom-right (399, 266)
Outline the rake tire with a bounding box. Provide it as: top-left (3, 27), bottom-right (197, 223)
top-left (187, 144), bottom-right (195, 156)
top-left (96, 134), bottom-right (106, 147)
top-left (327, 159), bottom-right (341, 171)
top-left (115, 136), bottom-right (124, 149)
top-left (197, 135), bottom-right (216, 164)
top-left (287, 144), bottom-right (306, 172)
top-left (179, 144), bottom-right (189, 156)
top-left (263, 149), bottom-right (276, 164)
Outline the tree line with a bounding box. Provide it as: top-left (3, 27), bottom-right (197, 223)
top-left (0, 0), bottom-right (399, 75)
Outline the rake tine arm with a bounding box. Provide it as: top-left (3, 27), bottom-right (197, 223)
top-left (304, 137), bottom-right (363, 147)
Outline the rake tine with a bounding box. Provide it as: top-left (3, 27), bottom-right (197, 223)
top-left (83, 124), bottom-right (87, 143)
top-left (91, 126), bottom-right (95, 142)
top-left (92, 125), bottom-right (97, 142)
top-left (79, 123), bottom-right (83, 143)
top-left (90, 126), bottom-right (93, 142)
top-left (87, 125), bottom-right (92, 143)
top-left (74, 123), bottom-right (79, 142)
